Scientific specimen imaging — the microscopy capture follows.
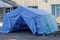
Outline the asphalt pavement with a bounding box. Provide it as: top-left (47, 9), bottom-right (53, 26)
top-left (0, 24), bottom-right (60, 40)
top-left (0, 29), bottom-right (60, 40)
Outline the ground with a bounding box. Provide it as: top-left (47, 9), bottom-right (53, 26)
top-left (0, 24), bottom-right (60, 40)
top-left (0, 30), bottom-right (60, 40)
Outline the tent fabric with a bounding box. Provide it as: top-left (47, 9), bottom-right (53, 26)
top-left (1, 6), bottom-right (59, 35)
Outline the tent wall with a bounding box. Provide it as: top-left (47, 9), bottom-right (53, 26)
top-left (1, 6), bottom-right (59, 35)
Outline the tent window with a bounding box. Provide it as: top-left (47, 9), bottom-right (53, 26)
top-left (52, 4), bottom-right (60, 17)
top-left (28, 6), bottom-right (38, 8)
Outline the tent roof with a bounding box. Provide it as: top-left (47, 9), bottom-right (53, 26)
top-left (29, 8), bottom-right (48, 14)
top-left (6, 6), bottom-right (49, 17)
top-left (22, 6), bottom-right (50, 15)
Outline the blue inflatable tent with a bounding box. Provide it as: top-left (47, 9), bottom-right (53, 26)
top-left (1, 6), bottom-right (59, 35)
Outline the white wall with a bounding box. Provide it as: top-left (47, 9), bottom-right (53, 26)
top-left (11, 0), bottom-right (38, 6)
top-left (11, 0), bottom-right (60, 13)
top-left (38, 0), bottom-right (60, 13)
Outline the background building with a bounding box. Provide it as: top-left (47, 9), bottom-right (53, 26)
top-left (11, 0), bottom-right (60, 24)
top-left (0, 0), bottom-right (60, 26)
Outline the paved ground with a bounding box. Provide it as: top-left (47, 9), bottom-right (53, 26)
top-left (0, 30), bottom-right (60, 40)
top-left (0, 25), bottom-right (60, 40)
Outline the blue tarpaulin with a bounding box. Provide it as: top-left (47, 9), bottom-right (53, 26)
top-left (1, 6), bottom-right (59, 35)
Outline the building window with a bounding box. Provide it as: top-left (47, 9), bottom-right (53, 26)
top-left (52, 4), bottom-right (60, 17)
top-left (5, 7), bottom-right (17, 13)
top-left (5, 8), bottom-right (13, 13)
top-left (28, 6), bottom-right (38, 8)
top-left (43, 0), bottom-right (48, 3)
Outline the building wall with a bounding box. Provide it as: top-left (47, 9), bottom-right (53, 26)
top-left (11, 0), bottom-right (60, 13)
top-left (0, 8), bottom-right (3, 13)
top-left (0, 8), bottom-right (3, 22)
top-left (11, 0), bottom-right (38, 6)
top-left (38, 0), bottom-right (60, 13)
